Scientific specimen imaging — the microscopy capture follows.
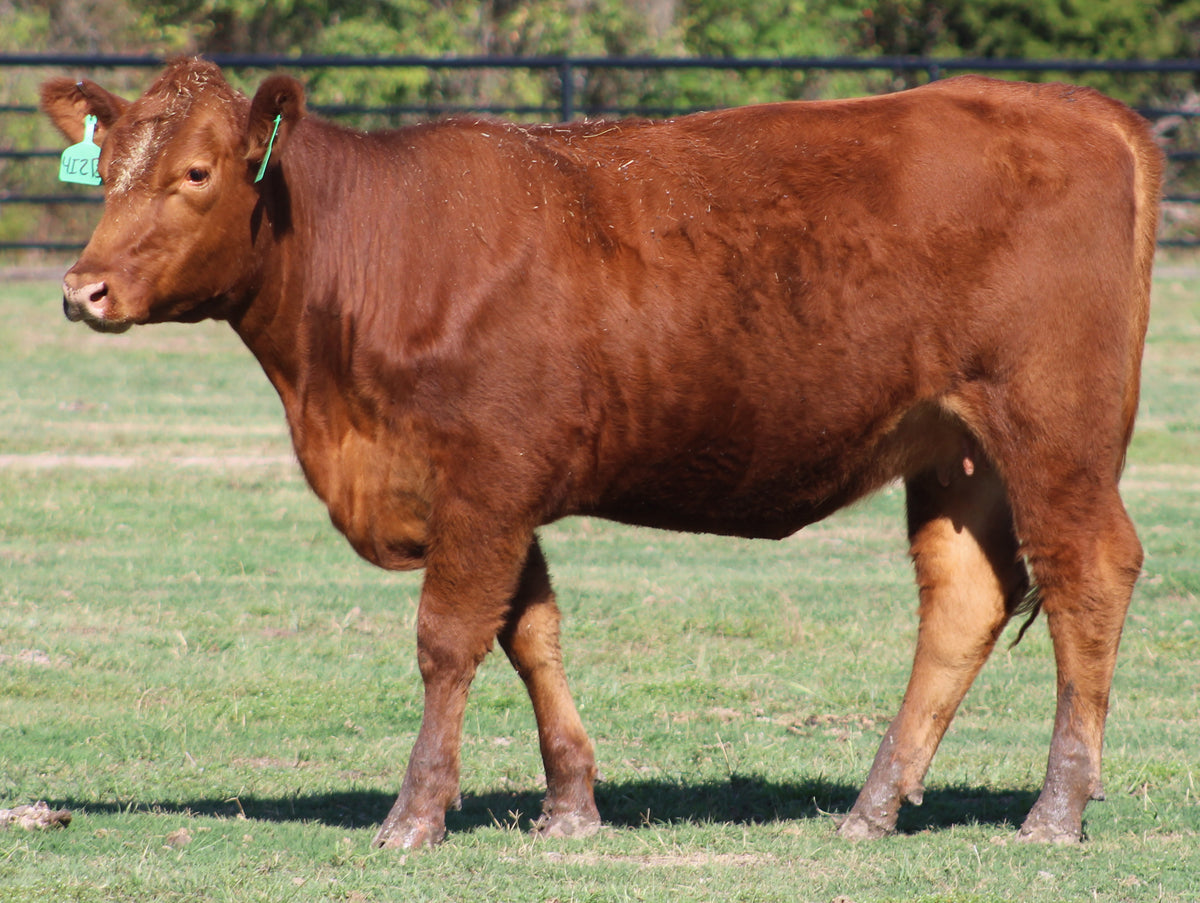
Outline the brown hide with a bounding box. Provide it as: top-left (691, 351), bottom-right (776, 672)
top-left (42, 60), bottom-right (1161, 849)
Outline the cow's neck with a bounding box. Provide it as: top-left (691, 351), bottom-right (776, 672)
top-left (229, 116), bottom-right (504, 435)
top-left (228, 258), bottom-right (433, 572)
top-left (229, 128), bottom-right (360, 416)
top-left (227, 246), bottom-right (305, 417)
top-left (226, 138), bottom-right (435, 571)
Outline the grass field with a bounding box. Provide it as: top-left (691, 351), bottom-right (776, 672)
top-left (1, 265), bottom-right (1198, 902)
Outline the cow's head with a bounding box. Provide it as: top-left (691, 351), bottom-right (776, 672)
top-left (41, 59), bottom-right (306, 332)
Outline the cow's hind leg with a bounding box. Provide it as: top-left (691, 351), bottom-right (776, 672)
top-left (498, 539), bottom-right (601, 838)
top-left (839, 457), bottom-right (1028, 840)
top-left (1014, 484), bottom-right (1141, 843)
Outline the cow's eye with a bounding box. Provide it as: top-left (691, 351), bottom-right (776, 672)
top-left (185, 167), bottom-right (210, 186)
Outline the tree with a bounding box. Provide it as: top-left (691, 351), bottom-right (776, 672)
top-left (845, 0), bottom-right (1200, 100)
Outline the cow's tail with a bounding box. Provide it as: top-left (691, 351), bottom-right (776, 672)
top-left (1009, 107), bottom-right (1161, 651)
top-left (1116, 108), bottom-right (1164, 478)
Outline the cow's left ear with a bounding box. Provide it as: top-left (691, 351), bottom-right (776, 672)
top-left (245, 74), bottom-right (307, 182)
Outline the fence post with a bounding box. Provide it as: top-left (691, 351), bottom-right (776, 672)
top-left (560, 59), bottom-right (575, 121)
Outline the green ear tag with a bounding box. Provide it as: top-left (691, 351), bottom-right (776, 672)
top-left (59, 114), bottom-right (102, 186)
top-left (254, 114), bottom-right (282, 183)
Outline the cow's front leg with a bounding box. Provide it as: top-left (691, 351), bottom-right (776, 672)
top-left (498, 539), bottom-right (600, 838)
top-left (372, 532), bottom-right (531, 850)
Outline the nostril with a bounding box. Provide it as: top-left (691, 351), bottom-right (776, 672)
top-left (62, 279), bottom-right (110, 323)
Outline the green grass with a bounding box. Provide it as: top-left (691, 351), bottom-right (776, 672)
top-left (1, 263), bottom-right (1199, 902)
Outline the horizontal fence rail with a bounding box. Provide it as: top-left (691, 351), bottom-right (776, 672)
top-left (3, 52), bottom-right (1200, 252)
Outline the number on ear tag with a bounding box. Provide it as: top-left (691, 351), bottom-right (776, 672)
top-left (59, 114), bottom-right (102, 186)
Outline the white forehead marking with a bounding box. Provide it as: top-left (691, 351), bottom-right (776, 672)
top-left (111, 120), bottom-right (162, 195)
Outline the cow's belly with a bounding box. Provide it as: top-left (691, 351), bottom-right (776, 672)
top-left (582, 398), bottom-right (964, 540)
top-left (586, 448), bottom-right (878, 540)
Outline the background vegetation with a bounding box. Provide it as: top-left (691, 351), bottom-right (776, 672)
top-left (7, 0), bottom-right (1200, 252)
top-left (10, 0), bottom-right (1200, 104)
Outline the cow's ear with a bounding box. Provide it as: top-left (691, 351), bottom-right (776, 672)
top-left (40, 77), bottom-right (129, 144)
top-left (245, 75), bottom-right (307, 181)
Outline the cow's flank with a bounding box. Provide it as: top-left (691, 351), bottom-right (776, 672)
top-left (41, 59), bottom-right (1161, 849)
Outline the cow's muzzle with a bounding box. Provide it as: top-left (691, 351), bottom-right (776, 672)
top-left (62, 279), bottom-right (132, 334)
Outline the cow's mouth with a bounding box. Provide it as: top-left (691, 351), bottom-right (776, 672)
top-left (62, 280), bottom-right (134, 334)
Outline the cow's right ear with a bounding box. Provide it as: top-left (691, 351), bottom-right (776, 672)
top-left (40, 77), bottom-right (129, 144)
top-left (245, 75), bottom-right (307, 181)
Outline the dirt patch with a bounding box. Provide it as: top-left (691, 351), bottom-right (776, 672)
top-left (1122, 463), bottom-right (1200, 492)
top-left (0, 648), bottom-right (58, 667)
top-left (0, 453), bottom-right (294, 470)
top-left (0, 802), bottom-right (72, 831)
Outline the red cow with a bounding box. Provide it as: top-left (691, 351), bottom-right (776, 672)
top-left (41, 59), bottom-right (1160, 849)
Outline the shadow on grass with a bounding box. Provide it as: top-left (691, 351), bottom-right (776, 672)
top-left (53, 776), bottom-right (1037, 836)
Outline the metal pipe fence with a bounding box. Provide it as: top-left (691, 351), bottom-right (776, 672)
top-left (4, 52), bottom-right (1200, 252)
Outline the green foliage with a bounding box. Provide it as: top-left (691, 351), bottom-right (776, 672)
top-left (13, 0), bottom-right (1200, 110)
top-left (7, 0), bottom-right (1200, 129)
top-left (8, 0), bottom-right (1200, 254)
top-left (843, 0), bottom-right (1200, 99)
top-left (846, 0), bottom-right (1200, 59)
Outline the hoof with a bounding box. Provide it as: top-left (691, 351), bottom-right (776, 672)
top-left (1016, 821), bottom-right (1083, 845)
top-left (836, 812), bottom-right (893, 841)
top-left (371, 816), bottom-right (446, 851)
top-left (532, 809), bottom-right (601, 839)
